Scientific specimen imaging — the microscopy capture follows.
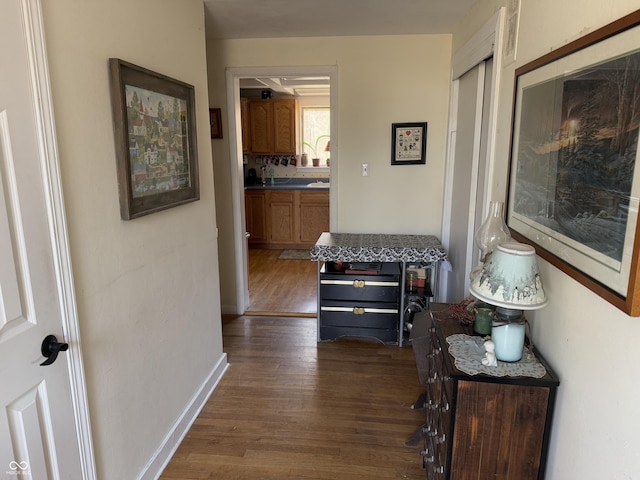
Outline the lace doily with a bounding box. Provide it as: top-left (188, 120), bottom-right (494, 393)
top-left (446, 334), bottom-right (547, 378)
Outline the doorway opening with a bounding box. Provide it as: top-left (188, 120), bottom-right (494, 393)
top-left (245, 248), bottom-right (317, 316)
top-left (225, 66), bottom-right (338, 316)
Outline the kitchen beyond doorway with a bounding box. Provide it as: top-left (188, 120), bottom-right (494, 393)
top-left (226, 66), bottom-right (337, 316)
top-left (246, 248), bottom-right (317, 316)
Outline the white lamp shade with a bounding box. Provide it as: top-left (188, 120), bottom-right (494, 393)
top-left (469, 242), bottom-right (547, 310)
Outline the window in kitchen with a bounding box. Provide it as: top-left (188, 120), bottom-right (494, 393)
top-left (301, 107), bottom-right (330, 166)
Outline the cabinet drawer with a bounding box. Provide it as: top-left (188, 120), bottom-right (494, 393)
top-left (433, 415), bottom-right (448, 478)
top-left (320, 278), bottom-right (399, 302)
top-left (439, 380), bottom-right (452, 435)
top-left (269, 190), bottom-right (295, 203)
top-left (422, 434), bottom-right (436, 471)
top-left (436, 391), bottom-right (451, 476)
top-left (423, 433), bottom-right (446, 479)
top-left (319, 325), bottom-right (398, 344)
top-left (320, 301), bottom-right (398, 329)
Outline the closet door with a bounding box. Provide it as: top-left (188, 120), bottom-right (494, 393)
top-left (440, 10), bottom-right (504, 304)
top-left (443, 58), bottom-right (494, 302)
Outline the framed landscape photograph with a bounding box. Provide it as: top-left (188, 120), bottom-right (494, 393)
top-left (506, 10), bottom-right (640, 315)
top-left (109, 58), bottom-right (199, 220)
top-left (391, 122), bottom-right (427, 165)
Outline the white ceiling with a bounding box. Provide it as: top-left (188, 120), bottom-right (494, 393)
top-left (203, 0), bottom-right (479, 40)
top-left (240, 76), bottom-right (330, 96)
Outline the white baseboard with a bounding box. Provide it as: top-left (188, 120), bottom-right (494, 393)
top-left (220, 303), bottom-right (239, 315)
top-left (136, 353), bottom-right (229, 480)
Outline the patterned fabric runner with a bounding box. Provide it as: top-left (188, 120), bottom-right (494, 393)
top-left (446, 333), bottom-right (547, 378)
top-left (310, 233), bottom-right (447, 263)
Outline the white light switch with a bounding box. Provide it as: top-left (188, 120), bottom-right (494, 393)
top-left (361, 163), bottom-right (369, 176)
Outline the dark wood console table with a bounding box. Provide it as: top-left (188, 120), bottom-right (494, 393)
top-left (411, 308), bottom-right (559, 479)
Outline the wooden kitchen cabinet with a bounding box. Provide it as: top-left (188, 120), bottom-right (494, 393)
top-left (268, 191), bottom-right (296, 244)
top-left (248, 100), bottom-right (272, 154)
top-left (418, 313), bottom-right (559, 480)
top-left (240, 97), bottom-right (251, 154)
top-left (245, 190), bottom-right (267, 244)
top-left (245, 189), bottom-right (328, 248)
top-left (299, 190), bottom-right (330, 244)
top-left (245, 98), bottom-right (297, 155)
top-left (272, 99), bottom-right (297, 154)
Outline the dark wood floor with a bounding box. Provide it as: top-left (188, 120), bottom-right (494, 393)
top-left (246, 248), bottom-right (318, 317)
top-left (159, 315), bottom-right (427, 479)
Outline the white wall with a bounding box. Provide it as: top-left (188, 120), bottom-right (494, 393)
top-left (42, 1), bottom-right (225, 478)
top-left (207, 35), bottom-right (452, 312)
top-left (37, 1), bottom-right (640, 477)
top-left (461, 1), bottom-right (640, 478)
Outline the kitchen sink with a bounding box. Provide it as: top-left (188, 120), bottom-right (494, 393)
top-left (307, 181), bottom-right (329, 187)
top-left (272, 178), bottom-right (292, 184)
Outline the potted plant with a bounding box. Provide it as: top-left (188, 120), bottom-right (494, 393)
top-left (303, 135), bottom-right (330, 167)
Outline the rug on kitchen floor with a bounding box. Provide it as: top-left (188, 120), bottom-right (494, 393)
top-left (278, 249), bottom-right (311, 260)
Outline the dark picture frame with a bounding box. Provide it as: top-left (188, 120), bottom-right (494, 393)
top-left (109, 58), bottom-right (199, 220)
top-left (391, 122), bottom-right (427, 165)
top-left (209, 108), bottom-right (223, 139)
top-left (506, 10), bottom-right (640, 316)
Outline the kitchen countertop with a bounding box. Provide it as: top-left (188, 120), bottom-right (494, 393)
top-left (245, 177), bottom-right (330, 190)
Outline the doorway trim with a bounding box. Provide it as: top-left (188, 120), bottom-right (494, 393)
top-left (24, 0), bottom-right (97, 476)
top-left (225, 66), bottom-right (338, 314)
top-left (440, 8), bottom-right (505, 301)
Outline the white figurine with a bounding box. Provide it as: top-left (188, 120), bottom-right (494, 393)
top-left (482, 339), bottom-right (498, 367)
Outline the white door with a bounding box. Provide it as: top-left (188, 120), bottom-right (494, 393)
top-left (0, 0), bottom-right (94, 479)
top-left (443, 60), bottom-right (493, 302)
top-left (440, 10), bottom-right (503, 303)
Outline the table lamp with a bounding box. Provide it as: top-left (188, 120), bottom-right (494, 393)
top-left (469, 242), bottom-right (547, 362)
top-left (475, 201), bottom-right (511, 263)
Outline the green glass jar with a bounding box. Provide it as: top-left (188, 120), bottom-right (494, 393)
top-left (473, 306), bottom-right (494, 335)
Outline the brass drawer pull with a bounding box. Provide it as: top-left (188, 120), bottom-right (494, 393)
top-left (321, 306), bottom-right (398, 314)
top-left (352, 307), bottom-right (365, 315)
top-left (352, 279), bottom-right (365, 288)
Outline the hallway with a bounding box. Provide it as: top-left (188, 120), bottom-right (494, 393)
top-left (159, 315), bottom-right (426, 479)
